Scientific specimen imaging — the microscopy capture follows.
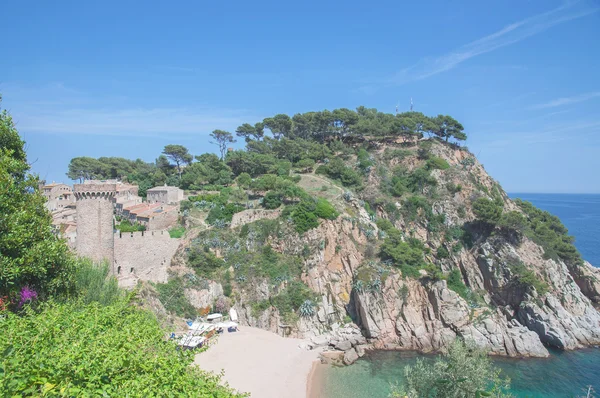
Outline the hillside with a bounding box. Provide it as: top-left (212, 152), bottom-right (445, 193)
top-left (72, 108), bottom-right (600, 358)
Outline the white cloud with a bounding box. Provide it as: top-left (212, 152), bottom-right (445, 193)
top-left (387, 0), bottom-right (598, 85)
top-left (530, 91), bottom-right (600, 109)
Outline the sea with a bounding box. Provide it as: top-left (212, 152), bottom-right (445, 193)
top-left (318, 194), bottom-right (600, 398)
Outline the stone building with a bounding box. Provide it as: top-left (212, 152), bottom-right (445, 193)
top-left (113, 230), bottom-right (179, 288)
top-left (135, 205), bottom-right (178, 230)
top-left (73, 182), bottom-right (116, 264)
top-left (147, 185), bottom-right (184, 204)
top-left (73, 181), bottom-right (181, 288)
top-left (41, 182), bottom-right (76, 211)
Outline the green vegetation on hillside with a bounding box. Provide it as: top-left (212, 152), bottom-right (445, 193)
top-left (1, 299), bottom-right (241, 397)
top-left (0, 98), bottom-right (242, 397)
top-left (514, 199), bottom-right (582, 266)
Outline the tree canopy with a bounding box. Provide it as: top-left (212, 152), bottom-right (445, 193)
top-left (163, 144), bottom-right (193, 179)
top-left (1, 103), bottom-right (75, 302)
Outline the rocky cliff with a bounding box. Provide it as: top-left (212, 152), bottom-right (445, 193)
top-left (173, 139), bottom-right (600, 358)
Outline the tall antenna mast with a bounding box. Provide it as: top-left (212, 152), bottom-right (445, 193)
top-left (410, 97), bottom-right (414, 112)
top-left (395, 101), bottom-right (399, 116)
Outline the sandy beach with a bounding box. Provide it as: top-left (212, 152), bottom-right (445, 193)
top-left (195, 326), bottom-right (322, 398)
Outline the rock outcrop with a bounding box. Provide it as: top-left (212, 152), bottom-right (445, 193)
top-left (179, 140), bottom-right (600, 359)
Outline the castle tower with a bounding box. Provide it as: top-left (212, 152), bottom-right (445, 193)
top-left (74, 182), bottom-right (116, 265)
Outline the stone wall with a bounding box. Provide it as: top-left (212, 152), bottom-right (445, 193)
top-left (137, 207), bottom-right (179, 231)
top-left (74, 184), bottom-right (116, 264)
top-left (114, 230), bottom-right (180, 288)
top-left (147, 187), bottom-right (184, 204)
top-left (230, 208), bottom-right (281, 228)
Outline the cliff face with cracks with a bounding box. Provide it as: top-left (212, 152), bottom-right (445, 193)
top-left (176, 140), bottom-right (600, 358)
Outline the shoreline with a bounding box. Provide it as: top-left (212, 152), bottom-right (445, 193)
top-left (195, 326), bottom-right (322, 398)
top-left (307, 360), bottom-right (328, 398)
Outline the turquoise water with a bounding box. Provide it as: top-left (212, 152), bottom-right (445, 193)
top-left (320, 194), bottom-right (600, 397)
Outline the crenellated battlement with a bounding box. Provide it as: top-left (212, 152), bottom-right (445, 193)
top-left (114, 230), bottom-right (173, 239)
top-left (74, 183), bottom-right (117, 200)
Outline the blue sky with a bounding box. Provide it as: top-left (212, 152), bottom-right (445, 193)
top-left (1, 0), bottom-right (599, 193)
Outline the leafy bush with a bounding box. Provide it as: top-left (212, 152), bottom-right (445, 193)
top-left (318, 158), bottom-right (363, 188)
top-left (403, 195), bottom-right (432, 221)
top-left (294, 158), bottom-right (316, 172)
top-left (447, 182), bottom-right (462, 194)
top-left (206, 202), bottom-right (244, 226)
top-left (0, 115), bottom-right (75, 301)
top-left (236, 172), bottom-right (252, 188)
top-left (263, 191), bottom-right (283, 209)
top-left (253, 281), bottom-right (316, 322)
top-left (436, 245), bottom-right (450, 259)
top-left (514, 199), bottom-right (582, 265)
top-left (290, 198), bottom-right (339, 234)
top-left (74, 260), bottom-right (122, 306)
top-left (376, 218), bottom-right (395, 232)
top-left (509, 261), bottom-right (549, 296)
top-left (380, 229), bottom-right (425, 276)
top-left (116, 220), bottom-right (146, 232)
top-left (187, 247), bottom-right (226, 277)
top-left (290, 200), bottom-right (320, 234)
top-left (223, 270), bottom-right (233, 297)
top-left (0, 300), bottom-right (242, 397)
top-left (446, 269), bottom-right (469, 300)
top-left (426, 156), bottom-right (450, 170)
top-left (168, 225), bottom-right (186, 238)
top-left (155, 277), bottom-right (198, 318)
top-left (472, 197), bottom-right (503, 224)
top-left (391, 340), bottom-right (511, 398)
top-left (383, 148), bottom-right (412, 160)
top-left (498, 211), bottom-right (527, 233)
top-left (314, 198), bottom-right (339, 220)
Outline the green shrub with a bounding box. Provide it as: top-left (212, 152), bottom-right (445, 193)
top-left (223, 270), bottom-right (233, 297)
top-left (74, 260), bottom-right (123, 306)
top-left (426, 156), bottom-right (450, 170)
top-left (472, 197), bottom-right (503, 224)
top-left (318, 158), bottom-right (363, 188)
top-left (187, 247), bottom-right (225, 277)
top-left (290, 200), bottom-right (320, 234)
top-left (380, 229), bottom-right (425, 272)
top-left (498, 210), bottom-right (527, 233)
top-left (436, 245), bottom-right (450, 259)
top-left (263, 191), bottom-right (283, 209)
top-left (155, 278), bottom-right (197, 318)
top-left (115, 219), bottom-right (146, 232)
top-left (446, 269), bottom-right (468, 300)
top-left (392, 340), bottom-right (511, 398)
top-left (168, 226), bottom-right (185, 238)
top-left (294, 158), bottom-right (316, 172)
top-left (314, 198), bottom-right (339, 220)
top-left (383, 148), bottom-right (412, 160)
top-left (0, 300), bottom-right (242, 397)
top-left (447, 182), bottom-right (462, 194)
top-left (206, 202), bottom-right (244, 225)
top-left (376, 218), bottom-right (395, 232)
top-left (514, 199), bottom-right (582, 266)
top-left (236, 172), bottom-right (252, 188)
top-left (509, 260), bottom-right (549, 296)
top-left (403, 195), bottom-right (432, 221)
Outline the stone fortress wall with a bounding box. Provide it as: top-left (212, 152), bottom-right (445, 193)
top-left (113, 230), bottom-right (180, 288)
top-left (74, 182), bottom-right (181, 288)
top-left (74, 183), bottom-right (116, 265)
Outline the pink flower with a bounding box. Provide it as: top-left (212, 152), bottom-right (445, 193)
top-left (18, 286), bottom-right (38, 307)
